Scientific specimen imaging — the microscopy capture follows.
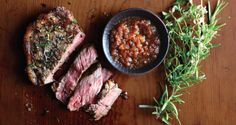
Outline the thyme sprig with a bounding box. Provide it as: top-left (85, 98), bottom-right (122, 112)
top-left (139, 0), bottom-right (227, 124)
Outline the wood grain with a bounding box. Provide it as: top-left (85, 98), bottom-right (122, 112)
top-left (0, 0), bottom-right (235, 125)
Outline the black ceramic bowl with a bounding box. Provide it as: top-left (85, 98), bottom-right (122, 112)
top-left (102, 8), bottom-right (169, 75)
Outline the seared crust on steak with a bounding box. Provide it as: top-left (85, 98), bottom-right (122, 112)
top-left (24, 25), bottom-right (37, 84)
top-left (24, 7), bottom-right (85, 85)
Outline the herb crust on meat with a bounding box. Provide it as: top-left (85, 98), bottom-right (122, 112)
top-left (24, 6), bottom-right (85, 85)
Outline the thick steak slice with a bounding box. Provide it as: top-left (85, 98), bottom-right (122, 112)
top-left (101, 68), bottom-right (113, 83)
top-left (52, 45), bottom-right (98, 103)
top-left (67, 65), bottom-right (103, 111)
top-left (24, 6), bottom-right (85, 85)
top-left (86, 80), bottom-right (122, 120)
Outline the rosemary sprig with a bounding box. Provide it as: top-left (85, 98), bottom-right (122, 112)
top-left (139, 0), bottom-right (227, 124)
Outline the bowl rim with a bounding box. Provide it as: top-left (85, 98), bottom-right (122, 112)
top-left (102, 8), bottom-right (169, 75)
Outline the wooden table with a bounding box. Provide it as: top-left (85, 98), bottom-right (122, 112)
top-left (0, 0), bottom-right (235, 125)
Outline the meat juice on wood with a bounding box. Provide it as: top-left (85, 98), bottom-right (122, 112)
top-left (110, 17), bottom-right (160, 68)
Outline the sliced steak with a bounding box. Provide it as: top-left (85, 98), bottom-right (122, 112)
top-left (52, 45), bottom-right (98, 103)
top-left (67, 65), bottom-right (104, 111)
top-left (24, 6), bottom-right (85, 85)
top-left (101, 68), bottom-right (113, 83)
top-left (86, 80), bottom-right (122, 120)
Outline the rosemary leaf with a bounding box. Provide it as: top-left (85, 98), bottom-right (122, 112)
top-left (139, 0), bottom-right (227, 124)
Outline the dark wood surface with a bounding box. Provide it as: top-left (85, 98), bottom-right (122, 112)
top-left (0, 0), bottom-right (235, 125)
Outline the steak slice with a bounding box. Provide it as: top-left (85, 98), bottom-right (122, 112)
top-left (52, 45), bottom-right (98, 103)
top-left (67, 65), bottom-right (104, 111)
top-left (86, 80), bottom-right (122, 120)
top-left (101, 68), bottom-right (113, 83)
top-left (24, 6), bottom-right (85, 85)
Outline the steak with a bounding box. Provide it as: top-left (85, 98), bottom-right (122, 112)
top-left (24, 6), bottom-right (85, 85)
top-left (101, 68), bottom-right (113, 83)
top-left (67, 65), bottom-right (104, 111)
top-left (86, 80), bottom-right (122, 120)
top-left (52, 45), bottom-right (98, 103)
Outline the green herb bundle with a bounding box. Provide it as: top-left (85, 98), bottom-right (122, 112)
top-left (139, 0), bottom-right (227, 124)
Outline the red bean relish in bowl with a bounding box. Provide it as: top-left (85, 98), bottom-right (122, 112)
top-left (109, 17), bottom-right (160, 68)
